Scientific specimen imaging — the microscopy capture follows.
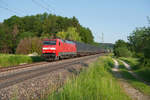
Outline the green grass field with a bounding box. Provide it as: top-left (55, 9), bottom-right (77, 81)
top-left (46, 56), bottom-right (131, 100)
top-left (0, 54), bottom-right (44, 67)
top-left (117, 60), bottom-right (150, 96)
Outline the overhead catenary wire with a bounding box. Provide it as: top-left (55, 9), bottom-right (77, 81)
top-left (93, 32), bottom-right (99, 40)
top-left (0, 5), bottom-right (21, 15)
top-left (93, 32), bottom-right (104, 43)
top-left (42, 0), bottom-right (56, 14)
top-left (32, 0), bottom-right (52, 13)
top-left (0, 0), bottom-right (24, 15)
top-left (43, 0), bottom-right (64, 15)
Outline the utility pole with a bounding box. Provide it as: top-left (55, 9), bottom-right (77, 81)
top-left (99, 32), bottom-right (104, 43)
top-left (102, 32), bottom-right (104, 43)
top-left (94, 32), bottom-right (104, 43)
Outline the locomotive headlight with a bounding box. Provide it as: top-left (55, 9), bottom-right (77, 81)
top-left (43, 48), bottom-right (49, 50)
top-left (43, 47), bottom-right (56, 50)
top-left (50, 48), bottom-right (56, 50)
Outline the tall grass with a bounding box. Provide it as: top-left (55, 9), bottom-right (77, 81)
top-left (0, 54), bottom-right (44, 67)
top-left (46, 56), bottom-right (130, 100)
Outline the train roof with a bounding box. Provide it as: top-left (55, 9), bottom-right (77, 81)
top-left (43, 38), bottom-right (75, 44)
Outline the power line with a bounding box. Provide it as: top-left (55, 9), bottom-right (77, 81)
top-left (0, 5), bottom-right (20, 15)
top-left (47, 0), bottom-right (64, 15)
top-left (93, 32), bottom-right (104, 43)
top-left (32, 0), bottom-right (52, 13)
top-left (102, 33), bottom-right (104, 43)
top-left (0, 0), bottom-right (23, 15)
top-left (147, 16), bottom-right (150, 24)
top-left (42, 0), bottom-right (56, 14)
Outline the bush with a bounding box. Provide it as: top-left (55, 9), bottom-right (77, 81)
top-left (16, 37), bottom-right (42, 55)
top-left (115, 47), bottom-right (132, 57)
top-left (114, 40), bottom-right (132, 57)
top-left (135, 67), bottom-right (150, 83)
top-left (128, 26), bottom-right (150, 67)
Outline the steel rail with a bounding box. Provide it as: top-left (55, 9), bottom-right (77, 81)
top-left (0, 54), bottom-right (102, 89)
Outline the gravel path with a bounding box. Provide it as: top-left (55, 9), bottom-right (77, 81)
top-left (112, 59), bottom-right (150, 100)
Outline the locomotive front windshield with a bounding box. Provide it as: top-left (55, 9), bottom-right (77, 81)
top-left (43, 41), bottom-right (56, 45)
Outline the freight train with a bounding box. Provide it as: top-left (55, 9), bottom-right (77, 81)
top-left (42, 38), bottom-right (104, 60)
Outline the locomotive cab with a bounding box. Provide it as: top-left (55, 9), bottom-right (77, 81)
top-left (42, 38), bottom-right (77, 61)
top-left (42, 39), bottom-right (59, 60)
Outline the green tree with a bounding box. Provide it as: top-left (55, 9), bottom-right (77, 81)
top-left (16, 31), bottom-right (36, 46)
top-left (57, 27), bottom-right (81, 41)
top-left (56, 31), bottom-right (67, 40)
top-left (0, 24), bottom-right (13, 53)
top-left (66, 27), bottom-right (81, 41)
top-left (114, 40), bottom-right (132, 57)
top-left (128, 26), bottom-right (150, 66)
top-left (0, 13), bottom-right (95, 54)
top-left (78, 26), bottom-right (94, 44)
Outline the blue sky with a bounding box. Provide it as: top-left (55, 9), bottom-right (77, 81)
top-left (0, 0), bottom-right (150, 43)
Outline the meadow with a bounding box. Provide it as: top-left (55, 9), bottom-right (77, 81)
top-left (0, 54), bottom-right (44, 67)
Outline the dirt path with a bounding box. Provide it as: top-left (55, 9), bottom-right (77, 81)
top-left (112, 59), bottom-right (150, 100)
top-left (120, 60), bottom-right (150, 86)
top-left (112, 59), bottom-right (119, 71)
top-left (120, 60), bottom-right (131, 70)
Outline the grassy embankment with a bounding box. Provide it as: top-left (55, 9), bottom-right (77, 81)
top-left (120, 57), bottom-right (150, 83)
top-left (118, 58), bottom-right (150, 96)
top-left (46, 56), bottom-right (131, 100)
top-left (0, 54), bottom-right (44, 67)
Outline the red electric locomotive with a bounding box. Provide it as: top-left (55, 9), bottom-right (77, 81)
top-left (42, 38), bottom-right (77, 60)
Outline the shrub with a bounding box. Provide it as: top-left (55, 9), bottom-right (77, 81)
top-left (115, 47), bottom-right (132, 57)
top-left (16, 37), bottom-right (42, 55)
top-left (114, 40), bottom-right (132, 57)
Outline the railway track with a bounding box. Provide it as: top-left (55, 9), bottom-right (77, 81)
top-left (0, 62), bottom-right (49, 72)
top-left (0, 55), bottom-right (98, 73)
top-left (0, 56), bottom-right (87, 73)
top-left (0, 54), bottom-right (102, 89)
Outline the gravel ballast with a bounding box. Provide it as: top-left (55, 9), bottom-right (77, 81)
top-left (0, 55), bottom-right (99, 100)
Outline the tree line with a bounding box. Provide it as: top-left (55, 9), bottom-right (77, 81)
top-left (0, 13), bottom-right (94, 54)
top-left (114, 20), bottom-right (150, 67)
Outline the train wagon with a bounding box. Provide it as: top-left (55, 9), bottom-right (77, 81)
top-left (74, 41), bottom-right (103, 56)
